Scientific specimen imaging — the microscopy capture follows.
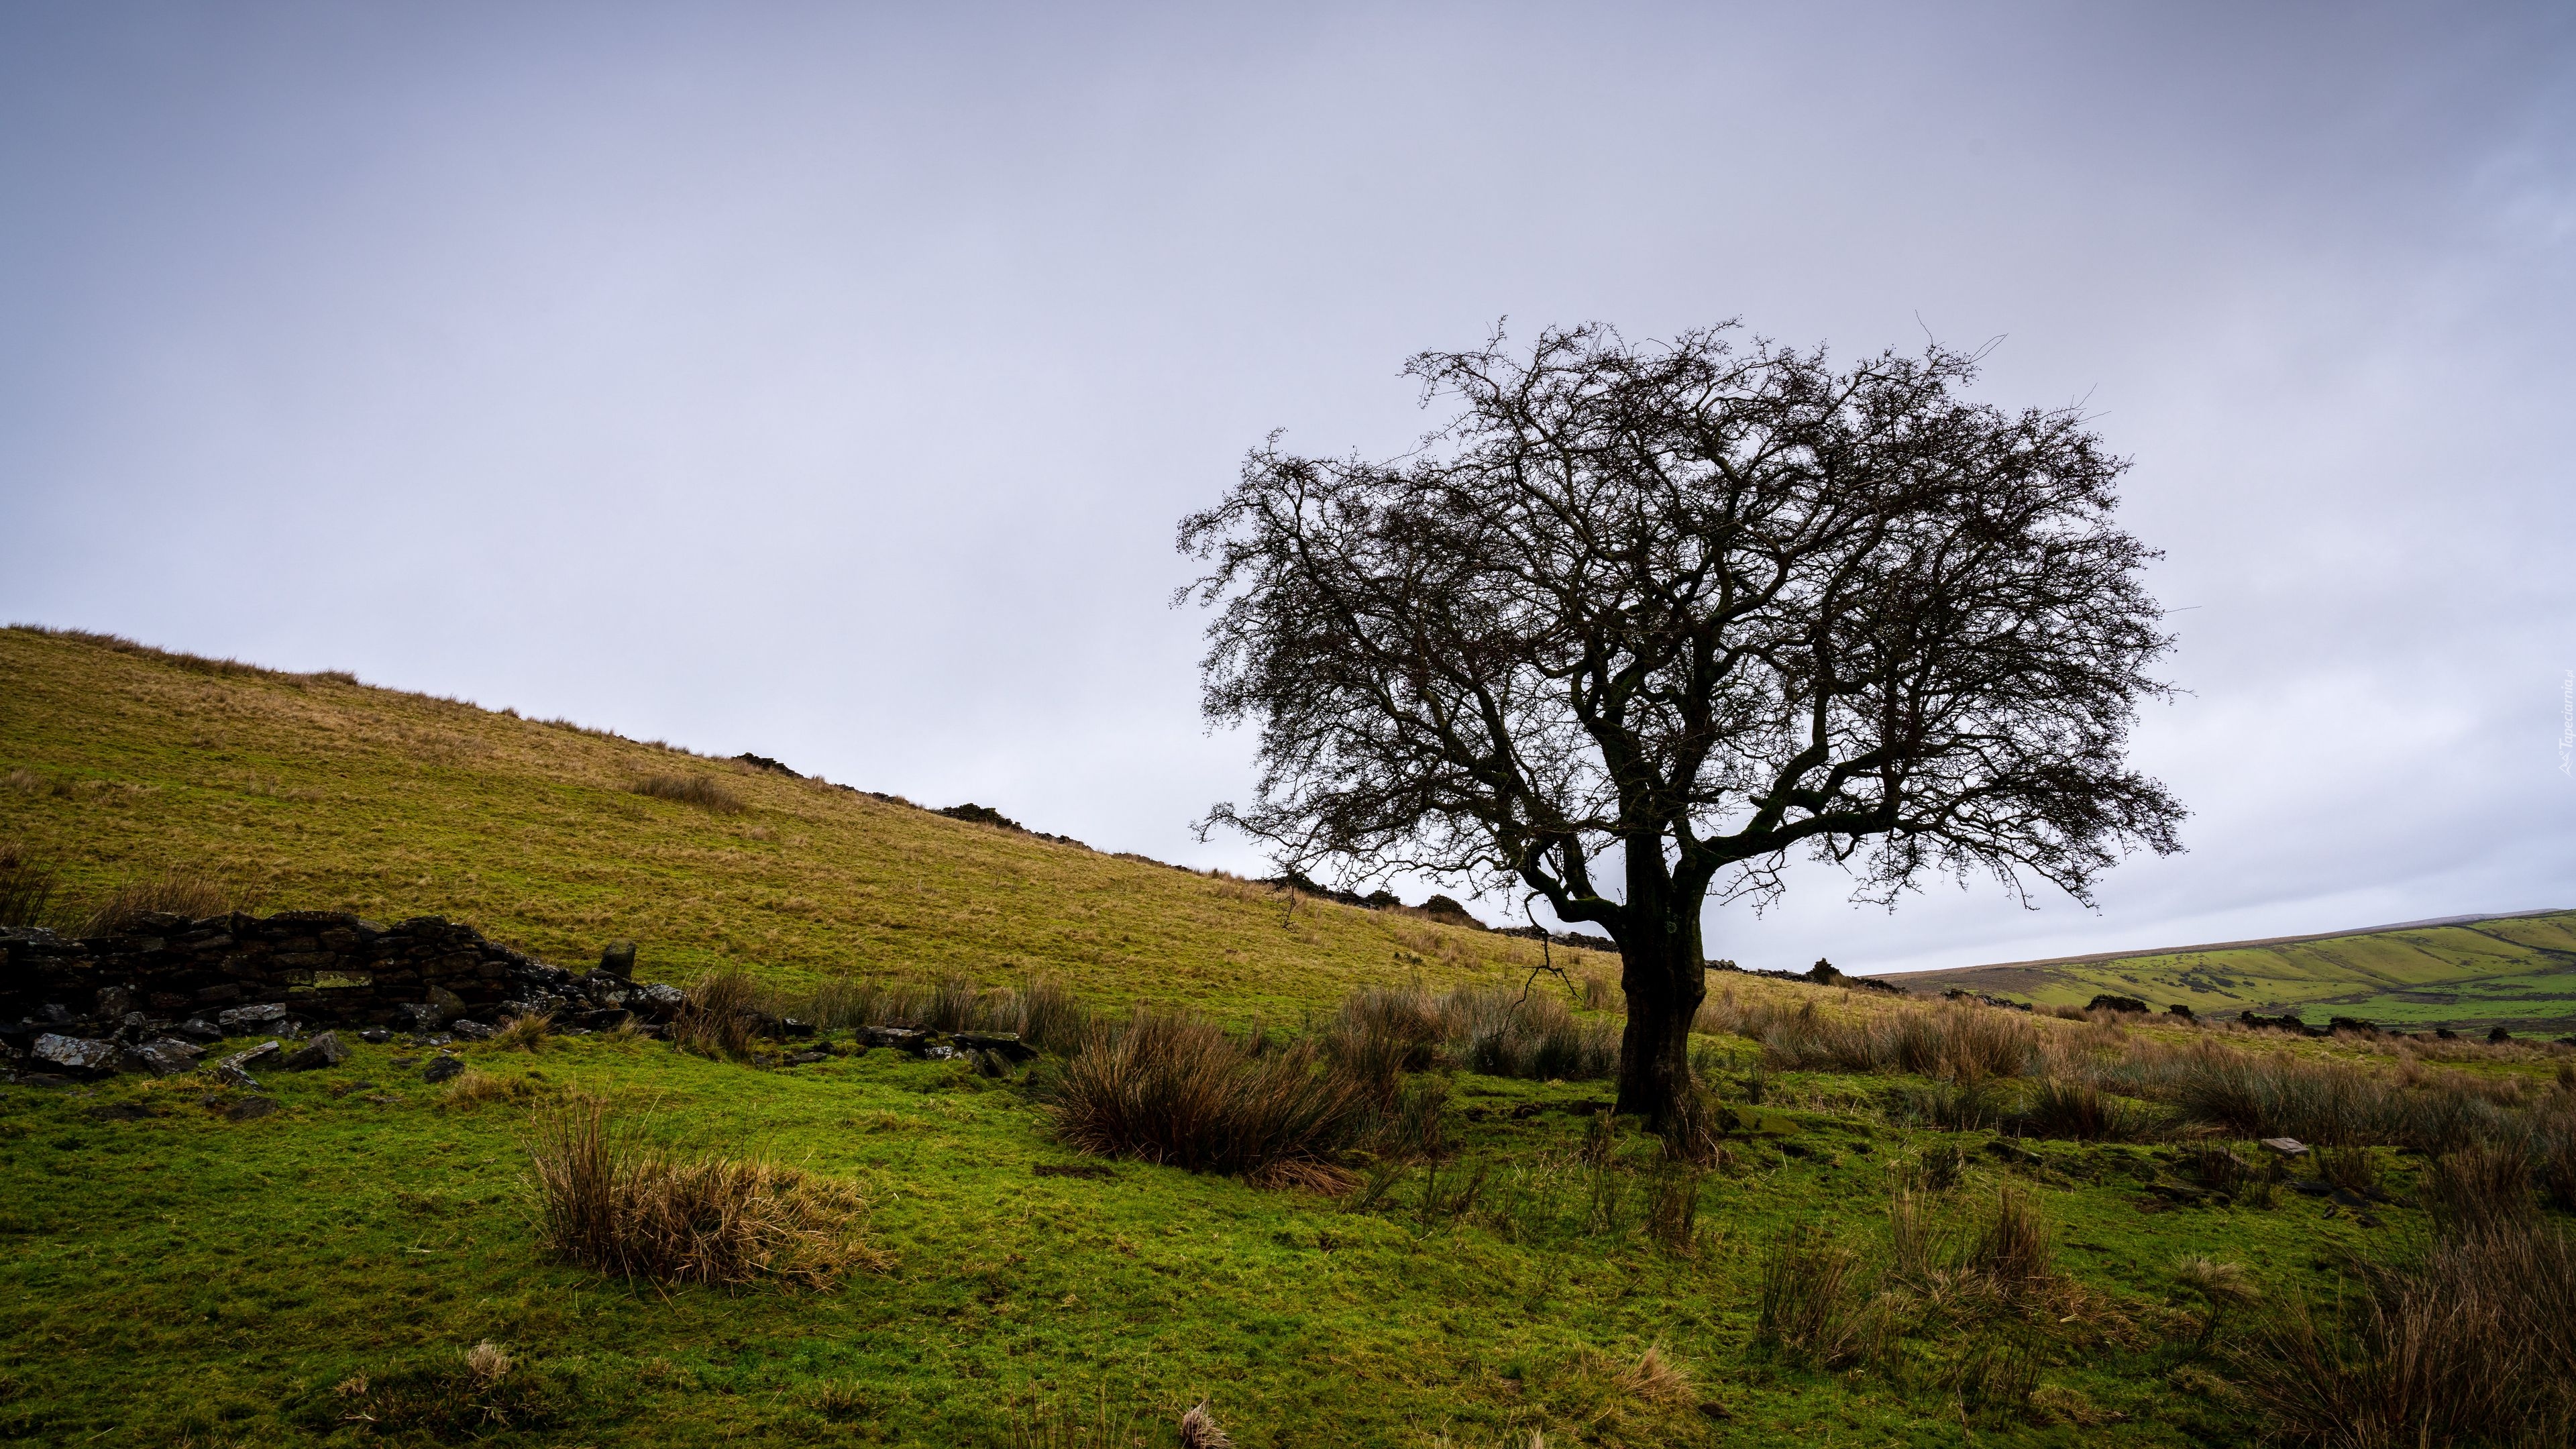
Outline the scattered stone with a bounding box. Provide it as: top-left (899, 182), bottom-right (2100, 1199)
top-left (421, 1056), bottom-right (465, 1084)
top-left (85, 1102), bottom-right (158, 1121)
top-left (598, 941), bottom-right (637, 979)
top-left (858, 1026), bottom-right (927, 1050)
top-left (217, 1002), bottom-right (290, 1034)
top-left (393, 1003), bottom-right (445, 1034)
top-left (449, 1020), bottom-right (495, 1041)
top-left (637, 982), bottom-right (686, 1014)
top-left (32, 1034), bottom-right (120, 1077)
top-left (2260, 1138), bottom-right (2310, 1158)
top-left (172, 1018), bottom-right (223, 1042)
top-left (224, 1096), bottom-right (279, 1122)
top-left (788, 1051), bottom-right (830, 1065)
top-left (953, 1031), bottom-right (1037, 1063)
top-left (121, 1038), bottom-right (206, 1077)
top-left (211, 1040), bottom-right (281, 1089)
top-left (775, 1016), bottom-right (816, 1039)
top-left (358, 1028), bottom-right (390, 1044)
top-left (281, 1031), bottom-right (350, 1071)
top-left (425, 986), bottom-right (468, 1024)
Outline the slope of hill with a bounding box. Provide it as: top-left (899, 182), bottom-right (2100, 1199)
top-left (0, 625), bottom-right (1611, 1014)
top-left (1880, 910), bottom-right (2576, 1032)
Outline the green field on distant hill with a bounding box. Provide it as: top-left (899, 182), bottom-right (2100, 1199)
top-left (1883, 912), bottom-right (2576, 1034)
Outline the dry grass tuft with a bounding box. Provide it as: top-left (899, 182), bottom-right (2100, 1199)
top-left (525, 1097), bottom-right (883, 1289)
top-left (1615, 1344), bottom-right (1695, 1404)
top-left (672, 966), bottom-right (765, 1059)
top-left (1756, 1229), bottom-right (1889, 1371)
top-left (441, 1069), bottom-right (549, 1110)
top-left (2420, 1144), bottom-right (2534, 1232)
top-left (494, 1013), bottom-right (554, 1052)
top-left (1177, 1400), bottom-right (1232, 1449)
top-left (80, 865), bottom-right (235, 935)
top-left (1042, 1009), bottom-right (1375, 1179)
top-left (2235, 1217), bottom-right (2576, 1446)
top-left (629, 773), bottom-right (745, 814)
top-left (0, 841), bottom-right (61, 928)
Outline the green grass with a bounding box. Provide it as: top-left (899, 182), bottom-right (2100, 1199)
top-left (1888, 914), bottom-right (2576, 1033)
top-left (7, 625), bottom-right (2571, 1446)
top-left (0, 1028), bottom-right (2426, 1447)
top-left (0, 625), bottom-right (1611, 1015)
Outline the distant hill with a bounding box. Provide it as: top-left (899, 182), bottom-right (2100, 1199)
top-left (1880, 909), bottom-right (2576, 1033)
top-left (0, 626), bottom-right (1610, 1014)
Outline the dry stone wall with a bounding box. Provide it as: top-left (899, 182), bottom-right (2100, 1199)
top-left (0, 911), bottom-right (682, 1077)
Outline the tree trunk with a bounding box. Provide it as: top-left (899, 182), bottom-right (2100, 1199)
top-left (1613, 845), bottom-right (1707, 1130)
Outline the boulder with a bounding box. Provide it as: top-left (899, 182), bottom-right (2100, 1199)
top-left (2259, 1137), bottom-right (2309, 1158)
top-left (425, 985), bottom-right (468, 1024)
top-left (32, 1034), bottom-right (120, 1077)
top-left (217, 1002), bottom-right (290, 1034)
top-left (598, 941), bottom-right (637, 979)
top-left (281, 1031), bottom-right (350, 1071)
top-left (636, 982), bottom-right (686, 1017)
top-left (393, 1002), bottom-right (444, 1034)
top-left (953, 1031), bottom-right (1037, 1063)
top-left (449, 1020), bottom-right (495, 1041)
top-left (122, 1038), bottom-right (206, 1077)
top-left (421, 1055), bottom-right (465, 1084)
top-left (211, 1040), bottom-right (280, 1089)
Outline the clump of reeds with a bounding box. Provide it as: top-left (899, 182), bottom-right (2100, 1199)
top-left (79, 865), bottom-right (234, 935)
top-left (2011, 1078), bottom-right (2162, 1142)
top-left (671, 966), bottom-right (765, 1059)
top-left (1754, 1228), bottom-right (1889, 1370)
top-left (2419, 1144), bottom-right (2535, 1233)
top-left (1041, 1009), bottom-right (1375, 1183)
top-left (0, 841), bottom-right (61, 928)
top-left (525, 1097), bottom-right (882, 1289)
top-left (629, 774), bottom-right (745, 814)
top-left (494, 1012), bottom-right (554, 1052)
top-left (2234, 1216), bottom-right (2576, 1445)
top-left (1446, 987), bottom-right (1619, 1081)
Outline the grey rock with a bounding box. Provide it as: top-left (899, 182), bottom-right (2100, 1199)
top-left (425, 985), bottom-right (468, 1024)
top-left (954, 1031), bottom-right (1037, 1063)
top-left (637, 982), bottom-right (686, 1016)
top-left (449, 1019), bottom-right (495, 1041)
top-left (421, 1055), bottom-right (465, 1084)
top-left (36, 1003), bottom-right (78, 1025)
top-left (172, 1018), bottom-right (223, 1042)
top-left (281, 1031), bottom-right (349, 1071)
top-left (2260, 1137), bottom-right (2309, 1157)
top-left (598, 940), bottom-right (637, 979)
top-left (857, 1026), bottom-right (927, 1050)
top-left (217, 1002), bottom-right (290, 1034)
top-left (211, 1040), bottom-right (280, 1089)
top-left (32, 1034), bottom-right (120, 1075)
top-left (358, 1028), bottom-right (391, 1044)
top-left (97, 986), bottom-right (135, 1018)
top-left (122, 1038), bottom-right (206, 1077)
top-left (393, 1002), bottom-right (444, 1034)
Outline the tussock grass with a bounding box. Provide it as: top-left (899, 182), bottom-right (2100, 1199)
top-left (629, 773), bottom-right (745, 814)
top-left (0, 840), bottom-right (60, 928)
top-left (1712, 998), bottom-right (2039, 1080)
top-left (525, 1097), bottom-right (883, 1289)
top-left (79, 865), bottom-right (234, 935)
top-left (1042, 1009), bottom-right (1375, 1181)
top-left (494, 1012), bottom-right (555, 1051)
top-left (2236, 1217), bottom-right (2576, 1446)
top-left (1756, 1230), bottom-right (1888, 1370)
top-left (672, 967), bottom-right (765, 1059)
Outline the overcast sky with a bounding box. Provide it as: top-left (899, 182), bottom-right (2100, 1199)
top-left (5, 3), bottom-right (2571, 974)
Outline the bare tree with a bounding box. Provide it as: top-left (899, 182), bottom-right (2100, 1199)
top-left (1178, 323), bottom-right (2184, 1129)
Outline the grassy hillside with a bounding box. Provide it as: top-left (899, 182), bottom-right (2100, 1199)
top-left (1884, 913), bottom-right (2576, 1034)
top-left (0, 625), bottom-right (1611, 1014)
top-left (9, 624), bottom-right (2576, 1449)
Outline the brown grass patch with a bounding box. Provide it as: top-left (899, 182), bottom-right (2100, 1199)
top-left (672, 966), bottom-right (764, 1059)
top-left (1042, 1009), bottom-right (1375, 1179)
top-left (525, 1097), bottom-right (883, 1289)
top-left (629, 773), bottom-right (745, 814)
top-left (79, 865), bottom-right (235, 934)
